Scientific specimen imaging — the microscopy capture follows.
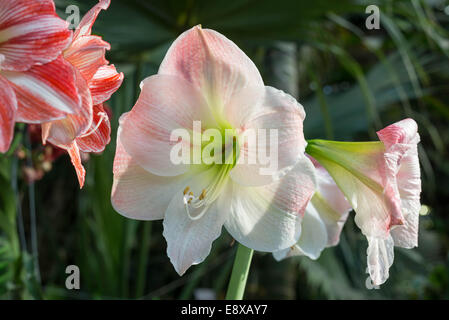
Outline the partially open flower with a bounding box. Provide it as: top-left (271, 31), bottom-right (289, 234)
top-left (306, 118), bottom-right (421, 285)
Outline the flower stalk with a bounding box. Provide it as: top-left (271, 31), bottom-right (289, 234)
top-left (225, 244), bottom-right (254, 300)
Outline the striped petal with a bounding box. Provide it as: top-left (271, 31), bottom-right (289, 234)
top-left (64, 35), bottom-right (110, 82)
top-left (73, 0), bottom-right (110, 40)
top-left (77, 104), bottom-right (111, 153)
top-left (377, 119), bottom-right (421, 248)
top-left (2, 56), bottom-right (81, 123)
top-left (66, 142), bottom-right (86, 189)
top-left (89, 65), bottom-right (124, 105)
top-left (43, 67), bottom-right (93, 146)
top-left (0, 0), bottom-right (72, 72)
top-left (0, 75), bottom-right (17, 153)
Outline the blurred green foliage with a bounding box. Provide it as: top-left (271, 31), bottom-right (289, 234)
top-left (1, 0), bottom-right (449, 299)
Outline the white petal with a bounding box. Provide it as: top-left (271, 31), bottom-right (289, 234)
top-left (163, 168), bottom-right (229, 275)
top-left (273, 203), bottom-right (329, 261)
top-left (295, 204), bottom-right (328, 260)
top-left (224, 156), bottom-right (316, 252)
top-left (230, 86), bottom-right (307, 186)
top-left (391, 145), bottom-right (421, 248)
top-left (312, 163), bottom-right (352, 247)
top-left (367, 235), bottom-right (395, 286)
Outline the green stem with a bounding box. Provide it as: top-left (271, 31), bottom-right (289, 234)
top-left (225, 244), bottom-right (253, 300)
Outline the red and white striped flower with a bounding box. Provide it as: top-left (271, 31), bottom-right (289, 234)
top-left (0, 0), bottom-right (80, 152)
top-left (41, 0), bottom-right (123, 188)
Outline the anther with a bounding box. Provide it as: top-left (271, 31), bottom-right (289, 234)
top-left (199, 189), bottom-right (206, 200)
top-left (183, 186), bottom-right (190, 195)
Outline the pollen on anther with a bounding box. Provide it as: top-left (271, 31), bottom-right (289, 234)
top-left (199, 189), bottom-right (206, 200)
top-left (183, 186), bottom-right (190, 195)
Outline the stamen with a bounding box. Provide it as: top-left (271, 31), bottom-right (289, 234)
top-left (78, 112), bottom-right (107, 138)
top-left (183, 186), bottom-right (190, 195)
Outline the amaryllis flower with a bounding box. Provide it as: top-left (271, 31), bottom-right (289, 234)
top-left (112, 26), bottom-right (317, 275)
top-left (273, 159), bottom-right (351, 261)
top-left (41, 0), bottom-right (123, 188)
top-left (306, 118), bottom-right (421, 285)
top-left (0, 0), bottom-right (80, 152)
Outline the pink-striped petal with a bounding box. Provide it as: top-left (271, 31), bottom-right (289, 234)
top-left (0, 75), bottom-right (17, 152)
top-left (120, 74), bottom-right (213, 177)
top-left (77, 104), bottom-right (111, 153)
top-left (159, 25), bottom-right (263, 108)
top-left (377, 118), bottom-right (421, 248)
top-left (112, 114), bottom-right (191, 221)
top-left (2, 56), bottom-right (81, 123)
top-left (0, 0), bottom-right (72, 72)
top-left (89, 65), bottom-right (124, 105)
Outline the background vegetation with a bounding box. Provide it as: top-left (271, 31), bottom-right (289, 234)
top-left (1, 0), bottom-right (449, 299)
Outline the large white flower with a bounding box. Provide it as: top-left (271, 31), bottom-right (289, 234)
top-left (111, 26), bottom-right (317, 275)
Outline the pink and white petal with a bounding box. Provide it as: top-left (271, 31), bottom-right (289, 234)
top-left (294, 204), bottom-right (328, 260)
top-left (224, 156), bottom-right (316, 252)
top-left (112, 122), bottom-right (192, 221)
top-left (0, 76), bottom-right (17, 152)
top-left (120, 74), bottom-right (213, 177)
top-left (230, 86), bottom-right (307, 187)
top-left (159, 25), bottom-right (263, 108)
top-left (273, 204), bottom-right (328, 262)
top-left (73, 0), bottom-right (110, 40)
top-left (377, 118), bottom-right (419, 149)
top-left (391, 146), bottom-right (421, 248)
top-left (44, 68), bottom-right (93, 146)
top-left (64, 36), bottom-right (110, 82)
top-left (367, 235), bottom-right (395, 286)
top-left (311, 163), bottom-right (352, 247)
top-left (89, 65), bottom-right (123, 105)
top-left (2, 56), bottom-right (81, 123)
top-left (163, 168), bottom-right (229, 275)
top-left (0, 0), bottom-right (72, 72)
top-left (66, 142), bottom-right (86, 189)
top-left (309, 141), bottom-right (403, 239)
top-left (77, 104), bottom-right (111, 153)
